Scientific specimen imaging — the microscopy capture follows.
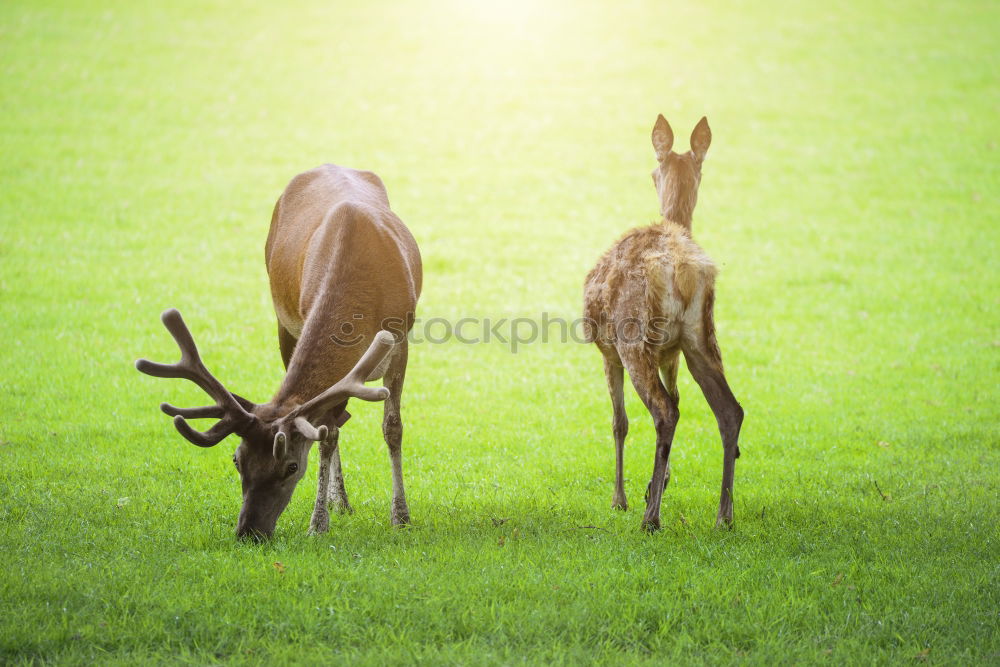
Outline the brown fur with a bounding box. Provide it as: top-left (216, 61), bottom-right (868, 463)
top-left (138, 164), bottom-right (421, 540)
top-left (583, 115), bottom-right (743, 530)
top-left (265, 165), bottom-right (421, 407)
top-left (238, 164), bottom-right (422, 537)
top-left (584, 221), bottom-right (716, 349)
top-left (701, 285), bottom-right (722, 370)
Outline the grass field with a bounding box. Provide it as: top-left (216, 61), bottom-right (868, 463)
top-left (1, 0), bottom-right (998, 663)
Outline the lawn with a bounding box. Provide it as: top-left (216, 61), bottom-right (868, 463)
top-left (1, 0), bottom-right (998, 664)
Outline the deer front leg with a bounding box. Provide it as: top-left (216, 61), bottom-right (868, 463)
top-left (309, 426), bottom-right (350, 533)
top-left (309, 431), bottom-right (337, 534)
top-left (324, 426), bottom-right (353, 514)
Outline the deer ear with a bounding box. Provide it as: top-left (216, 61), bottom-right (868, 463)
top-left (651, 114), bottom-right (674, 162)
top-left (691, 116), bottom-right (711, 160)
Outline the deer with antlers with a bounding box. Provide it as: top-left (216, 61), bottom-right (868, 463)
top-left (137, 164), bottom-right (421, 540)
top-left (583, 115), bottom-right (743, 530)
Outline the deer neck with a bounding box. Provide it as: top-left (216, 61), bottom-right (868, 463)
top-left (270, 310), bottom-right (365, 414)
top-left (661, 197), bottom-right (695, 230)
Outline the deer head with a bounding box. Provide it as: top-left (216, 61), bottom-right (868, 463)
top-left (650, 114), bottom-right (712, 229)
top-left (136, 308), bottom-right (394, 540)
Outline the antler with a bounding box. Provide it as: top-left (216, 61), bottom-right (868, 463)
top-left (136, 309), bottom-right (259, 447)
top-left (274, 332), bottom-right (394, 455)
top-left (293, 330), bottom-right (395, 416)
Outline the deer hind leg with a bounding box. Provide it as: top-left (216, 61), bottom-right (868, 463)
top-left (660, 351), bottom-right (681, 407)
top-left (654, 350), bottom-right (681, 494)
top-left (621, 346), bottom-right (679, 532)
top-left (681, 312), bottom-right (743, 528)
top-left (383, 341), bottom-right (410, 526)
top-left (603, 354), bottom-right (629, 510)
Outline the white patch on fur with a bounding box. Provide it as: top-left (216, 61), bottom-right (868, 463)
top-left (646, 226), bottom-right (717, 348)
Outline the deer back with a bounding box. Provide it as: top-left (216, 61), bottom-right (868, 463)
top-left (265, 164), bottom-right (422, 407)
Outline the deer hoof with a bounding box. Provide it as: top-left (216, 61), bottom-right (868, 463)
top-left (612, 494), bottom-right (628, 511)
top-left (390, 503), bottom-right (410, 526)
top-left (715, 515), bottom-right (734, 530)
top-left (641, 517), bottom-right (661, 533)
top-left (308, 513), bottom-right (330, 535)
top-left (329, 499), bottom-right (354, 515)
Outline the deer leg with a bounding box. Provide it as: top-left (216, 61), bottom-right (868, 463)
top-left (660, 351), bottom-right (681, 412)
top-left (603, 356), bottom-right (629, 510)
top-left (383, 343), bottom-right (410, 526)
top-left (621, 348), bottom-right (679, 532)
top-left (653, 351), bottom-right (681, 494)
top-left (324, 426), bottom-right (352, 514)
top-left (308, 430), bottom-right (337, 534)
top-left (682, 335), bottom-right (743, 529)
top-left (277, 322), bottom-right (297, 370)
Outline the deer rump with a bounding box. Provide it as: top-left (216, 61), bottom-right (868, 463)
top-left (585, 222), bottom-right (717, 353)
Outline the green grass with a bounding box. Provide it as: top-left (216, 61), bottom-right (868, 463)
top-left (1, 0), bottom-right (998, 663)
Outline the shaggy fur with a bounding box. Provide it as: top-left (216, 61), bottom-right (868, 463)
top-left (583, 115), bottom-right (744, 531)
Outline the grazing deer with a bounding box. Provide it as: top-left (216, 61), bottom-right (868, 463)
top-left (137, 164), bottom-right (422, 540)
top-left (583, 115), bottom-right (743, 530)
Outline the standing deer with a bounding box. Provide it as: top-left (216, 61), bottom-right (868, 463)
top-left (583, 115), bottom-right (743, 530)
top-left (137, 164), bottom-right (422, 540)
